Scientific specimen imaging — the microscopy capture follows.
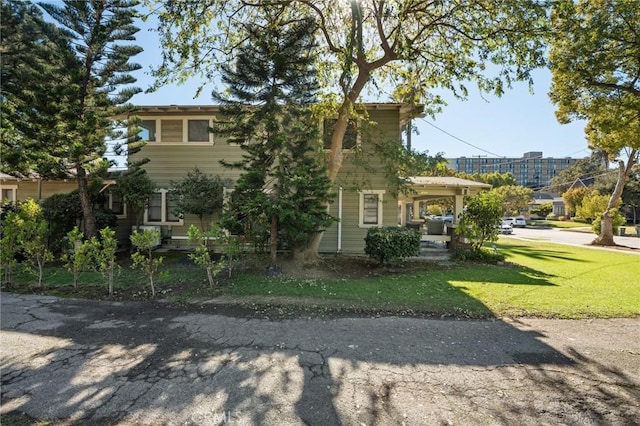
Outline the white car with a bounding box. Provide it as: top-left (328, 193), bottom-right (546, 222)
top-left (498, 222), bottom-right (513, 234)
top-left (504, 216), bottom-right (527, 228)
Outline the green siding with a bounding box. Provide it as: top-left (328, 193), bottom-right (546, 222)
top-left (133, 106), bottom-right (404, 252)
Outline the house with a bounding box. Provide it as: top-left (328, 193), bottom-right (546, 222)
top-left (129, 103), bottom-right (428, 253)
top-left (0, 172), bottom-right (78, 204)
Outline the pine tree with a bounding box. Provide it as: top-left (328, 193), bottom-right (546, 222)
top-left (214, 13), bottom-right (334, 264)
top-left (1, 0), bottom-right (143, 238)
top-left (0, 0), bottom-right (78, 176)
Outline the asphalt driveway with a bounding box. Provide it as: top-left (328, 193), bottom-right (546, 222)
top-left (2, 293), bottom-right (639, 425)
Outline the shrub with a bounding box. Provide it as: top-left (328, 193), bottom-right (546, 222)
top-left (364, 227), bottom-right (420, 264)
top-left (130, 229), bottom-right (165, 298)
top-left (573, 216), bottom-right (590, 223)
top-left (187, 224), bottom-right (227, 287)
top-left (546, 213), bottom-right (559, 221)
top-left (453, 247), bottom-right (505, 264)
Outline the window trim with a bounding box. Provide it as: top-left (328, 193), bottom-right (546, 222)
top-left (138, 117), bottom-right (214, 145)
top-left (0, 185), bottom-right (18, 203)
top-left (144, 189), bottom-right (184, 225)
top-left (358, 190), bottom-right (385, 228)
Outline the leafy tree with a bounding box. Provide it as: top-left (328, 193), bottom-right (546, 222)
top-left (187, 224), bottom-right (227, 287)
top-left (549, 0), bottom-right (640, 245)
top-left (62, 227), bottom-right (93, 289)
top-left (531, 202), bottom-right (553, 218)
top-left (13, 199), bottom-right (53, 287)
top-left (492, 185), bottom-right (534, 216)
top-left (0, 204), bottom-right (22, 284)
top-left (130, 229), bottom-right (164, 298)
top-left (112, 169), bottom-right (156, 229)
top-left (213, 13), bottom-right (334, 263)
top-left (562, 187), bottom-right (597, 218)
top-left (4, 0), bottom-right (144, 238)
top-left (456, 191), bottom-right (502, 251)
top-left (577, 192), bottom-right (613, 222)
top-left (149, 0), bottom-right (549, 252)
top-left (95, 227), bottom-right (119, 297)
top-left (170, 168), bottom-right (230, 231)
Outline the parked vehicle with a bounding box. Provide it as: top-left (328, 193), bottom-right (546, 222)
top-left (503, 216), bottom-right (526, 228)
top-left (498, 221), bottom-right (513, 234)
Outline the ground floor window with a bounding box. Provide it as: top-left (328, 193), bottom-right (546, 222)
top-left (145, 189), bottom-right (183, 225)
top-left (103, 192), bottom-right (126, 218)
top-left (358, 190), bottom-right (385, 227)
top-left (0, 185), bottom-right (17, 204)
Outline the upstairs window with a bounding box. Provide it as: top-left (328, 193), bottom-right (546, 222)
top-left (188, 120), bottom-right (210, 142)
top-left (323, 118), bottom-right (358, 150)
top-left (139, 120), bottom-right (156, 142)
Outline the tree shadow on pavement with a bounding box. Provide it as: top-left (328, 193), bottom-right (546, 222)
top-left (1, 293), bottom-right (638, 425)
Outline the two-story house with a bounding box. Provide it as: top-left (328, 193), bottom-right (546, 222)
top-left (129, 103), bottom-right (421, 253)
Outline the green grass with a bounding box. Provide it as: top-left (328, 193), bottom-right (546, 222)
top-left (222, 241), bottom-right (640, 318)
top-left (4, 242), bottom-right (639, 319)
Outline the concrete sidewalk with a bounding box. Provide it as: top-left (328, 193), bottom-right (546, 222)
top-left (2, 293), bottom-right (639, 425)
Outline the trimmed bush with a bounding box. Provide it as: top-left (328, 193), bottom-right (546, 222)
top-left (453, 247), bottom-right (505, 264)
top-left (546, 213), bottom-right (559, 221)
top-left (364, 226), bottom-right (421, 264)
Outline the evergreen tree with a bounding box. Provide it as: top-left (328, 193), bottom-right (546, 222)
top-left (2, 0), bottom-right (143, 238)
top-left (0, 0), bottom-right (78, 176)
top-left (214, 13), bottom-right (334, 263)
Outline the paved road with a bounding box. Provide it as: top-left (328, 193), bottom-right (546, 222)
top-left (2, 293), bottom-right (639, 425)
top-left (502, 226), bottom-right (640, 251)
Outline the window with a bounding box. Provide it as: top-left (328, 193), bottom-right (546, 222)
top-left (323, 118), bottom-right (358, 150)
top-left (358, 190), bottom-right (385, 227)
top-left (188, 120), bottom-right (210, 142)
top-left (145, 189), bottom-right (182, 225)
top-left (103, 192), bottom-right (126, 218)
top-left (1, 185), bottom-right (17, 203)
top-left (139, 120), bottom-right (156, 142)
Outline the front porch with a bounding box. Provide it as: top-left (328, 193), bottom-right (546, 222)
top-left (399, 177), bottom-right (492, 251)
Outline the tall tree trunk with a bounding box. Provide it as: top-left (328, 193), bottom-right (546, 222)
top-left (76, 165), bottom-right (96, 238)
top-left (592, 149), bottom-right (637, 246)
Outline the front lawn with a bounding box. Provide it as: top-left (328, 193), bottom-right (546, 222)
top-left (3, 241), bottom-right (638, 319)
top-left (222, 240), bottom-right (639, 318)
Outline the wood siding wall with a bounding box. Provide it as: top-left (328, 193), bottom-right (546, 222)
top-left (131, 107), bottom-right (403, 253)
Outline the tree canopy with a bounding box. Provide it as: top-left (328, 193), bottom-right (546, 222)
top-left (15, 0), bottom-right (143, 238)
top-left (213, 13), bottom-right (334, 262)
top-left (148, 0), bottom-right (548, 178)
top-left (549, 0), bottom-right (639, 244)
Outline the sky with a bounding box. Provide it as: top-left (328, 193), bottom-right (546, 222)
top-left (128, 16), bottom-right (592, 163)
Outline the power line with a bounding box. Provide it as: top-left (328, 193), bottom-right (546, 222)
top-left (419, 117), bottom-right (590, 169)
top-left (419, 118), bottom-right (504, 157)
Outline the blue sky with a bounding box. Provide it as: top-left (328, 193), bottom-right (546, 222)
top-left (128, 17), bottom-right (591, 162)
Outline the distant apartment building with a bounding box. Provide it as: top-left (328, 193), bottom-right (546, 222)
top-left (447, 151), bottom-right (580, 189)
